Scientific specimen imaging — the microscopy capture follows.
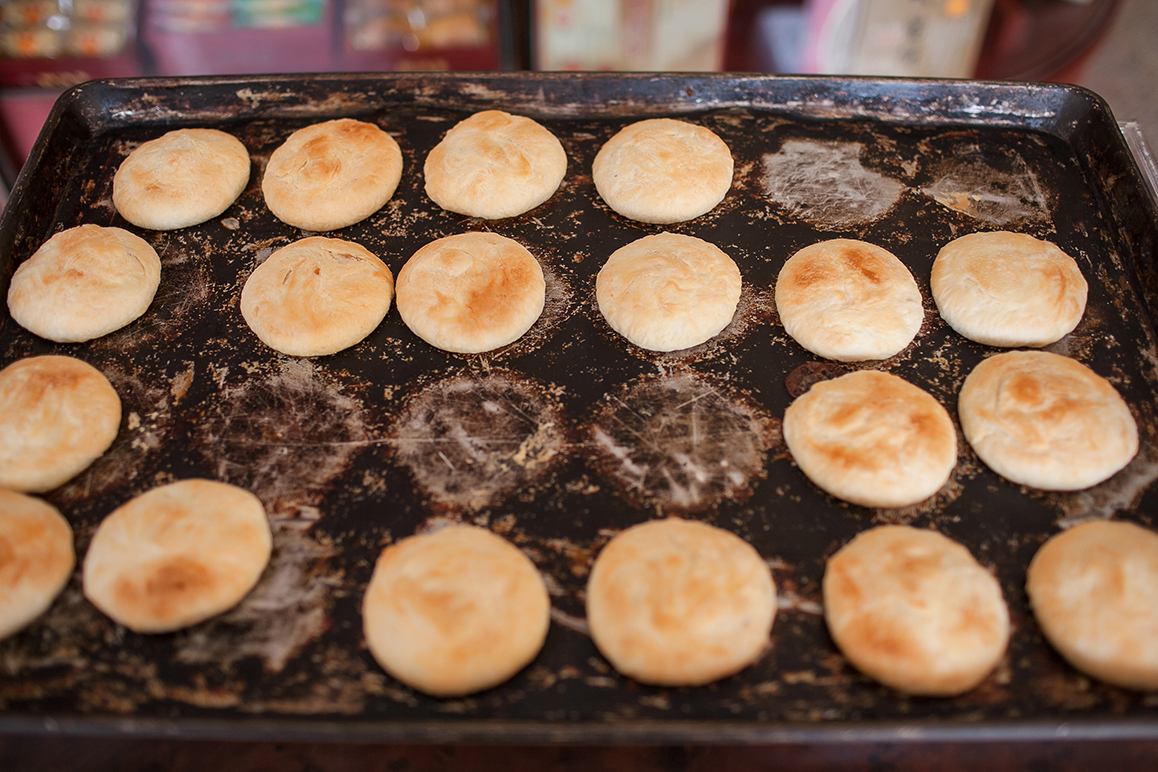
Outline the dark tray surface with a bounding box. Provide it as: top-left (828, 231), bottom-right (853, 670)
top-left (2, 73), bottom-right (1158, 743)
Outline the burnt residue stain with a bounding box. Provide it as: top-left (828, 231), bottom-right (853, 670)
top-left (784, 361), bottom-right (850, 399)
top-left (586, 371), bottom-right (779, 514)
top-left (387, 370), bottom-right (569, 513)
top-left (193, 359), bottom-right (371, 512)
top-left (760, 140), bottom-right (905, 228)
top-left (918, 136), bottom-right (1051, 227)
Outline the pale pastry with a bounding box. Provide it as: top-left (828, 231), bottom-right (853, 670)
top-left (585, 517), bottom-right (776, 686)
top-left (782, 370), bottom-right (956, 508)
top-left (83, 479), bottom-right (272, 633)
top-left (0, 489), bottom-right (74, 640)
top-left (113, 128), bottom-right (250, 230)
top-left (596, 232), bottom-right (742, 352)
top-left (262, 118), bottom-right (403, 231)
top-left (775, 238), bottom-right (923, 362)
top-left (958, 350), bottom-right (1137, 490)
top-left (592, 118), bottom-right (733, 224)
top-left (395, 231), bottom-right (545, 354)
top-left (931, 231), bottom-right (1087, 347)
top-left (240, 236), bottom-right (394, 356)
top-left (424, 109), bottom-right (567, 219)
top-left (1026, 520), bottom-right (1158, 691)
top-left (362, 524), bottom-right (551, 697)
top-left (7, 224), bottom-right (161, 343)
top-left (0, 355), bottom-right (121, 493)
top-left (823, 525), bottom-right (1010, 696)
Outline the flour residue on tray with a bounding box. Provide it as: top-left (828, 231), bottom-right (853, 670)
top-left (194, 359), bottom-right (370, 511)
top-left (174, 515), bottom-right (338, 676)
top-left (389, 371), bottom-right (568, 512)
top-left (53, 363), bottom-right (179, 506)
top-left (922, 144), bottom-right (1049, 225)
top-left (761, 140), bottom-right (904, 227)
top-left (587, 372), bottom-right (777, 513)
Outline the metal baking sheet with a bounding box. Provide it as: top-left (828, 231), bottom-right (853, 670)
top-left (2, 73), bottom-right (1158, 744)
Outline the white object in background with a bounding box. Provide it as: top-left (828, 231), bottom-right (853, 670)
top-left (535, 0), bottom-right (730, 71)
top-left (802, 0), bottom-right (996, 78)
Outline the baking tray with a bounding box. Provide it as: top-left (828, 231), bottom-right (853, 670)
top-left (2, 72), bottom-right (1158, 745)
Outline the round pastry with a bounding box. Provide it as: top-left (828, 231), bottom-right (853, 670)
top-left (424, 109), bottom-right (567, 219)
top-left (0, 355), bottom-right (122, 493)
top-left (585, 517), bottom-right (776, 686)
top-left (240, 236), bottom-right (394, 356)
top-left (113, 128), bottom-right (251, 230)
top-left (775, 239), bottom-right (923, 362)
top-left (958, 350), bottom-right (1137, 490)
top-left (782, 370), bottom-right (957, 508)
top-left (1026, 520), bottom-right (1158, 691)
top-left (7, 224), bottom-right (162, 343)
top-left (592, 118), bottom-right (733, 224)
top-left (823, 525), bottom-right (1010, 696)
top-left (362, 524), bottom-right (551, 697)
top-left (395, 231), bottom-right (545, 354)
top-left (931, 231), bottom-right (1087, 347)
top-left (83, 479), bottom-right (272, 634)
top-left (0, 489), bottom-right (75, 641)
top-left (262, 118), bottom-right (403, 231)
top-left (596, 232), bottom-right (742, 352)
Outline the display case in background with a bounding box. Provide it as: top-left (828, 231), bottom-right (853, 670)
top-left (0, 0), bottom-right (516, 193)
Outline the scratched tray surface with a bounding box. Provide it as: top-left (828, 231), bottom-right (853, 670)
top-left (1, 74), bottom-right (1158, 741)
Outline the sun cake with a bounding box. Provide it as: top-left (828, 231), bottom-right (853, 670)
top-left (596, 232), bottom-right (742, 352)
top-left (931, 231), bottom-right (1087, 348)
top-left (823, 525), bottom-right (1010, 696)
top-left (958, 350), bottom-right (1137, 490)
top-left (1026, 520), bottom-right (1158, 691)
top-left (585, 518), bottom-right (776, 687)
top-left (395, 231), bottom-right (545, 354)
top-left (0, 490), bottom-right (74, 641)
top-left (782, 370), bottom-right (956, 508)
top-left (82, 479), bottom-right (271, 634)
top-left (262, 118), bottom-right (403, 231)
top-left (240, 236), bottom-right (394, 356)
top-left (0, 355), bottom-right (121, 493)
top-left (113, 128), bottom-right (251, 230)
top-left (592, 118), bottom-right (733, 224)
top-left (424, 110), bottom-right (567, 220)
top-left (775, 239), bottom-right (923, 362)
top-left (362, 525), bottom-right (550, 697)
top-left (7, 224), bottom-right (162, 343)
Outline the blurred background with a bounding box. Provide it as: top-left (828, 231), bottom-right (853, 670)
top-left (0, 0), bottom-right (1151, 193)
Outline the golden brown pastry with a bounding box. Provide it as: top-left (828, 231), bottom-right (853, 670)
top-left (361, 524), bottom-right (551, 697)
top-left (0, 489), bottom-right (74, 640)
top-left (424, 110), bottom-right (567, 219)
top-left (958, 350), bottom-right (1137, 490)
top-left (395, 231), bottom-right (545, 354)
top-left (931, 231), bottom-right (1087, 347)
top-left (262, 118), bottom-right (403, 231)
top-left (7, 224), bottom-right (161, 343)
top-left (823, 525), bottom-right (1010, 696)
top-left (592, 118), bottom-right (733, 224)
top-left (240, 236), bottom-right (394, 356)
top-left (775, 238), bottom-right (923, 362)
top-left (113, 128), bottom-right (251, 230)
top-left (83, 479), bottom-right (272, 633)
top-left (782, 370), bottom-right (956, 508)
top-left (585, 517), bottom-right (776, 686)
top-left (596, 232), bottom-right (742, 352)
top-left (1026, 520), bottom-right (1158, 691)
top-left (0, 355), bottom-right (121, 493)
